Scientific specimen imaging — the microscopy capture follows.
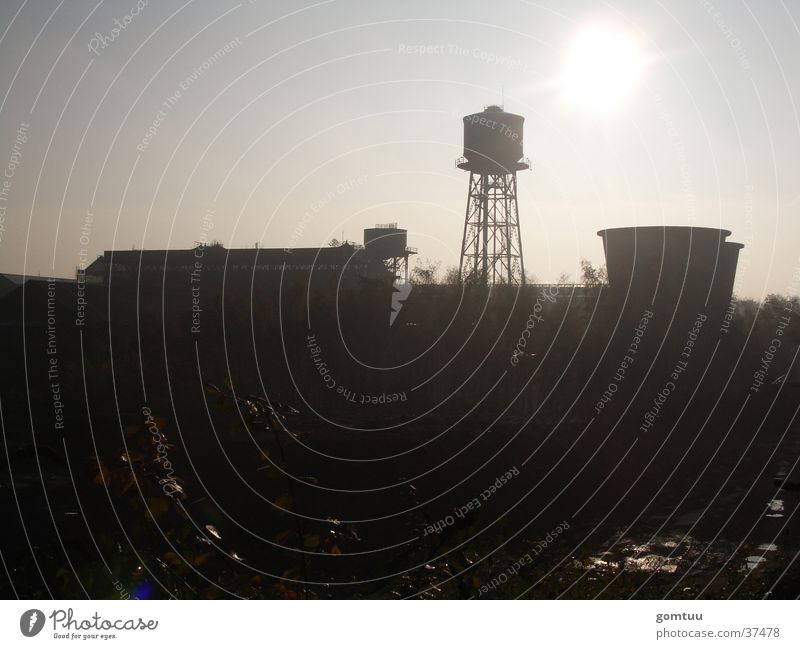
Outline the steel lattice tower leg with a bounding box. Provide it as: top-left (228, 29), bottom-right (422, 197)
top-left (459, 172), bottom-right (525, 285)
top-left (384, 255), bottom-right (410, 283)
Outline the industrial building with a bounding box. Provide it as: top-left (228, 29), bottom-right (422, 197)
top-left (598, 226), bottom-right (744, 310)
top-left (83, 226), bottom-right (414, 292)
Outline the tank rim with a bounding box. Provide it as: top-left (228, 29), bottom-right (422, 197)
top-left (597, 225), bottom-right (734, 238)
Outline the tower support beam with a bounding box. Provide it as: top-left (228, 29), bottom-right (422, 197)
top-left (459, 171), bottom-right (525, 285)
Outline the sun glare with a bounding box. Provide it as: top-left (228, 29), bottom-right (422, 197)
top-left (561, 24), bottom-right (644, 111)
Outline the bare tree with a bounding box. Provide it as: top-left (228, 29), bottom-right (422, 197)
top-left (410, 258), bottom-right (441, 285)
top-left (580, 258), bottom-right (608, 286)
top-left (442, 265), bottom-right (461, 285)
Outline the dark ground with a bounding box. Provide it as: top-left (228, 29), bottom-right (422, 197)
top-left (1, 280), bottom-right (798, 598)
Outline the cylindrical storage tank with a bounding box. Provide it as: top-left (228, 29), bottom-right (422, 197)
top-left (597, 226), bottom-right (743, 310)
top-left (363, 226), bottom-right (408, 260)
top-left (461, 105), bottom-right (526, 173)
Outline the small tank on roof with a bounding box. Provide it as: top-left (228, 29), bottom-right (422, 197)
top-left (363, 223), bottom-right (408, 260)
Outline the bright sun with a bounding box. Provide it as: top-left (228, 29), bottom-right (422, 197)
top-left (561, 24), bottom-right (644, 111)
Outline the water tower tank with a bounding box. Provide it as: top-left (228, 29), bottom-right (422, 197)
top-left (597, 226), bottom-right (744, 309)
top-left (459, 105), bottom-right (527, 174)
top-left (363, 224), bottom-right (408, 260)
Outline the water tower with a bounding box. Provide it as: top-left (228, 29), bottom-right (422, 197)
top-left (363, 223), bottom-right (416, 282)
top-left (457, 105), bottom-right (529, 285)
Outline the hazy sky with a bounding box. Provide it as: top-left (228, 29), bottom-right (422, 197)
top-left (0, 0), bottom-right (798, 297)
